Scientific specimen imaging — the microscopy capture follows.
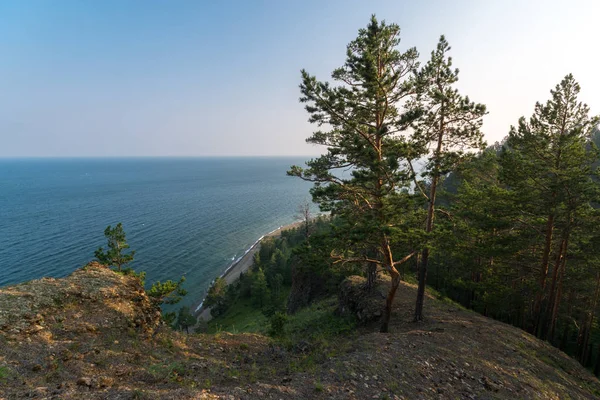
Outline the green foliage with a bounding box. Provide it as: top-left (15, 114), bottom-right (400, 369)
top-left (206, 294), bottom-right (268, 334)
top-left (425, 75), bottom-right (600, 373)
top-left (147, 277), bottom-right (187, 306)
top-left (117, 267), bottom-right (146, 285)
top-left (290, 219), bottom-right (358, 297)
top-left (288, 15), bottom-right (428, 331)
top-left (93, 223), bottom-right (189, 323)
top-left (268, 311), bottom-right (288, 337)
top-left (500, 74), bottom-right (598, 222)
top-left (175, 306), bottom-right (197, 333)
top-left (411, 35), bottom-right (487, 176)
top-left (270, 273), bottom-right (284, 304)
top-left (147, 361), bottom-right (186, 382)
top-left (409, 34), bottom-right (487, 321)
top-left (285, 297), bottom-right (357, 342)
top-left (94, 223), bottom-right (135, 271)
top-left (207, 225), bottom-right (315, 333)
top-left (0, 366), bottom-right (11, 382)
top-left (205, 277), bottom-right (229, 317)
top-left (258, 240), bottom-right (276, 266)
top-left (314, 381), bottom-right (324, 392)
top-left (251, 268), bottom-right (270, 308)
top-left (162, 311), bottom-right (177, 326)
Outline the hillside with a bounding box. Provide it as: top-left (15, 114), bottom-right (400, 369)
top-left (1, 263), bottom-right (599, 399)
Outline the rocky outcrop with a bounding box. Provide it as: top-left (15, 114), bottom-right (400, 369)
top-left (336, 275), bottom-right (386, 324)
top-left (0, 262), bottom-right (161, 338)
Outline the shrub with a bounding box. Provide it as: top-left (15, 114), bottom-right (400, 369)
top-left (269, 312), bottom-right (288, 337)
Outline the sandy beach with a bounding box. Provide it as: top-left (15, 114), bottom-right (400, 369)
top-left (194, 220), bottom-right (304, 321)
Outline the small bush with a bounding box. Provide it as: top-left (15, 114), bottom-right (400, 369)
top-left (0, 366), bottom-right (11, 382)
top-left (314, 381), bottom-right (324, 392)
top-left (269, 312), bottom-right (288, 337)
top-left (118, 268), bottom-right (146, 285)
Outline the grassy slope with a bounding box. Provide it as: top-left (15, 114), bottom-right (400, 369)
top-left (1, 266), bottom-right (599, 399)
top-left (205, 287), bottom-right (292, 334)
top-left (206, 295), bottom-right (267, 334)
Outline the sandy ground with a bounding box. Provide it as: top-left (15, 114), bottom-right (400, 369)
top-left (195, 220), bottom-right (304, 322)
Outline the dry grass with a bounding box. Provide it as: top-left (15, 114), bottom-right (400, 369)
top-left (0, 264), bottom-right (599, 399)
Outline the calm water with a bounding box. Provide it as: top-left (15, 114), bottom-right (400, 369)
top-left (0, 157), bottom-right (312, 308)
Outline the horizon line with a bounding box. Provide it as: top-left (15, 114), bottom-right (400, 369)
top-left (0, 154), bottom-right (322, 159)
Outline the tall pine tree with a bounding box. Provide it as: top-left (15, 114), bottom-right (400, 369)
top-left (288, 15), bottom-right (421, 332)
top-left (410, 36), bottom-right (487, 321)
top-left (500, 74), bottom-right (599, 337)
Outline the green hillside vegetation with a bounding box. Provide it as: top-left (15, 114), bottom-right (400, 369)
top-left (204, 217), bottom-right (340, 334)
top-left (284, 15), bottom-right (600, 376)
top-left (210, 15), bottom-right (600, 379)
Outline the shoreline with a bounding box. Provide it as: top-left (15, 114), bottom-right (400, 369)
top-left (193, 220), bottom-right (304, 321)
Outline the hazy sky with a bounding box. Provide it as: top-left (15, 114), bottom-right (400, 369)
top-left (1, 0), bottom-right (598, 157)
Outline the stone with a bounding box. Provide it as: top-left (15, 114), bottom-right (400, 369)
top-left (77, 377), bottom-right (92, 387)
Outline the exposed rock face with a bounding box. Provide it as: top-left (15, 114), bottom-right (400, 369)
top-left (0, 262), bottom-right (161, 338)
top-left (0, 262), bottom-right (181, 398)
top-left (337, 275), bottom-right (386, 324)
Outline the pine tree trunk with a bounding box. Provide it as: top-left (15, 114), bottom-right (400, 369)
top-left (381, 237), bottom-right (398, 333)
top-left (521, 299), bottom-right (527, 331)
top-left (594, 345), bottom-right (600, 377)
top-left (581, 273), bottom-right (600, 363)
top-left (547, 263), bottom-right (564, 343)
top-left (381, 245), bottom-right (415, 332)
top-left (548, 236), bottom-right (569, 342)
top-left (414, 128), bottom-right (443, 322)
top-left (560, 290), bottom-right (574, 351)
top-left (381, 266), bottom-right (400, 333)
top-left (579, 317), bottom-right (590, 364)
top-left (367, 261), bottom-right (377, 291)
top-left (414, 247), bottom-right (430, 321)
top-left (577, 323), bottom-right (584, 361)
top-left (560, 325), bottom-right (569, 352)
top-left (545, 237), bottom-right (567, 340)
top-left (585, 344), bottom-right (594, 368)
top-left (533, 213), bottom-right (555, 336)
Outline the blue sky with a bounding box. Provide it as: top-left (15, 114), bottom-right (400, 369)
top-left (1, 0), bottom-right (598, 157)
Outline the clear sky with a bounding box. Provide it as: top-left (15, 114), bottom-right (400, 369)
top-left (1, 0), bottom-right (598, 157)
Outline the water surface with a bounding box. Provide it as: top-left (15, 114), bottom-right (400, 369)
top-left (0, 157), bottom-right (313, 308)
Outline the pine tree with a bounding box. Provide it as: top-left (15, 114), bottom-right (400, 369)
top-left (500, 74), bottom-right (599, 338)
top-left (175, 306), bottom-right (197, 334)
top-left (271, 273), bottom-right (284, 304)
top-left (406, 77), bottom-right (600, 371)
top-left (410, 36), bottom-right (487, 321)
top-left (94, 223), bottom-right (135, 271)
top-left (205, 277), bottom-right (228, 317)
top-left (251, 268), bottom-right (271, 308)
top-left (147, 277), bottom-right (187, 306)
top-left (288, 15), bottom-right (421, 332)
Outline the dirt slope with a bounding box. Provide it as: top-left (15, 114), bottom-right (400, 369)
top-left (0, 263), bottom-right (599, 399)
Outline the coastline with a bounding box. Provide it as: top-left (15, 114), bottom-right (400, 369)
top-left (194, 220), bottom-right (304, 321)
